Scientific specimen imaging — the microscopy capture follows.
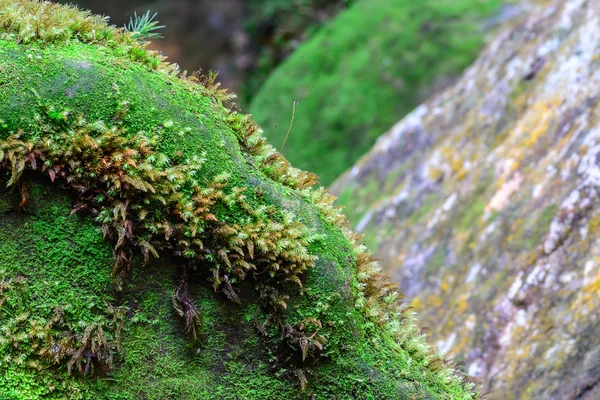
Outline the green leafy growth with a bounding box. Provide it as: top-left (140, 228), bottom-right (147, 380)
top-left (124, 11), bottom-right (165, 44)
top-left (250, 0), bottom-right (502, 185)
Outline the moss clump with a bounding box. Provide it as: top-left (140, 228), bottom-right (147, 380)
top-left (250, 0), bottom-right (502, 185)
top-left (0, 1), bottom-right (479, 398)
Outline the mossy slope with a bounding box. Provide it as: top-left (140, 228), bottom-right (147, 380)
top-left (243, 0), bottom-right (352, 103)
top-left (249, 0), bottom-right (504, 185)
top-left (0, 1), bottom-right (476, 399)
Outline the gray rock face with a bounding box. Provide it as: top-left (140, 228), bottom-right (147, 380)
top-left (332, 1), bottom-right (600, 398)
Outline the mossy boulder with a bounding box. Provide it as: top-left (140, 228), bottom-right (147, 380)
top-left (249, 0), bottom-right (506, 185)
top-left (332, 0), bottom-right (600, 398)
top-left (0, 1), bottom-right (477, 399)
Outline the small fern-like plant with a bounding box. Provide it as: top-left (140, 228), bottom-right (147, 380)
top-left (124, 10), bottom-right (165, 43)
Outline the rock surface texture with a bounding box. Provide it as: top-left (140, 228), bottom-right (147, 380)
top-left (0, 1), bottom-right (476, 399)
top-left (333, 1), bottom-right (600, 398)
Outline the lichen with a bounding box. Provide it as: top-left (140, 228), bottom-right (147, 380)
top-left (331, 0), bottom-right (600, 397)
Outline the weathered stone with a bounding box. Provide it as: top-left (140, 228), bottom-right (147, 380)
top-left (333, 1), bottom-right (600, 398)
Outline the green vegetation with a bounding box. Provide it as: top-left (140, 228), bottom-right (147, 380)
top-left (124, 11), bottom-right (165, 43)
top-left (243, 0), bottom-right (352, 103)
top-left (0, 1), bottom-right (479, 398)
top-left (250, 0), bottom-right (502, 185)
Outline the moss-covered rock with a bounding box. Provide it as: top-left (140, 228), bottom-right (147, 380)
top-left (0, 1), bottom-right (477, 398)
top-left (249, 0), bottom-right (505, 185)
top-left (332, 0), bottom-right (600, 398)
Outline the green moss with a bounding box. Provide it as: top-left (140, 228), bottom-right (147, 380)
top-left (0, 2), bottom-right (479, 398)
top-left (95, 262), bottom-right (301, 400)
top-left (250, 0), bottom-right (502, 185)
top-left (0, 179), bottom-right (117, 399)
top-left (0, 179), bottom-right (299, 399)
top-left (0, 180), bottom-right (472, 399)
top-left (242, 0), bottom-right (355, 103)
top-left (0, 39), bottom-right (238, 170)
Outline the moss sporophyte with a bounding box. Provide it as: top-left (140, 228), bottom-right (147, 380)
top-left (0, 1), bottom-right (479, 398)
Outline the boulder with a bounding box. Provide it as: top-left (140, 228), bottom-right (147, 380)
top-left (0, 1), bottom-right (475, 398)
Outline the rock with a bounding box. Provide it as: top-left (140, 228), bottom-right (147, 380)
top-left (0, 1), bottom-right (476, 398)
top-left (332, 0), bottom-right (600, 398)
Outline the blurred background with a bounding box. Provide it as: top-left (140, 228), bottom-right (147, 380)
top-left (50, 0), bottom-right (511, 186)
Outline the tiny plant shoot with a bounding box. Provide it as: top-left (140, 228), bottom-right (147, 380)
top-left (280, 101), bottom-right (298, 154)
top-left (125, 10), bottom-right (165, 43)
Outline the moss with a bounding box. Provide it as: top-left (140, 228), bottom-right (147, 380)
top-left (0, 180), bottom-right (472, 399)
top-left (250, 0), bottom-right (503, 185)
top-left (0, 178), bottom-right (117, 399)
top-left (0, 1), bottom-right (479, 398)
